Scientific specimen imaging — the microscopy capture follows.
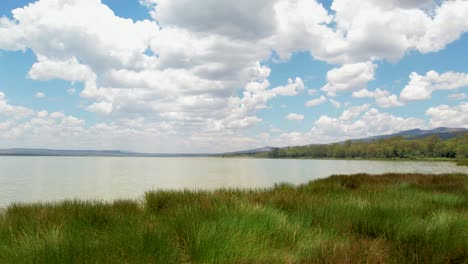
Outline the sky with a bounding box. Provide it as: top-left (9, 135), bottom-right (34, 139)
top-left (0, 0), bottom-right (467, 153)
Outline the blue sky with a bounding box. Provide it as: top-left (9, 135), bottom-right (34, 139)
top-left (0, 0), bottom-right (467, 152)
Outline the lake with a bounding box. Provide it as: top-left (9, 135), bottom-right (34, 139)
top-left (1, 156), bottom-right (467, 207)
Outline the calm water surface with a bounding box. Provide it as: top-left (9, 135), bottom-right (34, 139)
top-left (1, 157), bottom-right (467, 207)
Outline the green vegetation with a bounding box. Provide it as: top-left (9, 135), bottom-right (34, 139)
top-left (262, 133), bottom-right (468, 161)
top-left (1, 173), bottom-right (467, 263)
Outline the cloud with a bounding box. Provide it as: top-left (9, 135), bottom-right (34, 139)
top-left (305, 95), bottom-right (327, 107)
top-left (268, 0), bottom-right (468, 64)
top-left (354, 70), bottom-right (468, 107)
top-left (326, 0), bottom-right (468, 63)
top-left (321, 62), bottom-right (376, 96)
top-left (0, 0), bottom-right (159, 70)
top-left (353, 88), bottom-right (403, 108)
top-left (28, 56), bottom-right (96, 83)
top-left (400, 70), bottom-right (468, 101)
top-left (271, 77), bottom-right (304, 96)
top-left (143, 0), bottom-right (468, 66)
top-left (352, 89), bottom-right (375, 98)
top-left (49, 112), bottom-right (65, 119)
top-left (309, 107), bottom-right (425, 142)
top-left (0, 92), bottom-right (182, 151)
top-left (285, 113), bottom-right (304, 121)
top-left (36, 110), bottom-right (49, 118)
top-left (145, 0), bottom-right (279, 40)
top-left (0, 92), bottom-right (91, 142)
top-left (85, 102), bottom-right (113, 115)
top-left (415, 1), bottom-right (468, 53)
top-left (269, 106), bottom-right (427, 147)
top-left (339, 104), bottom-right (370, 122)
top-left (275, 132), bottom-right (308, 146)
top-left (35, 92), bottom-right (46, 99)
top-left (149, 27), bottom-right (271, 81)
top-left (426, 102), bottom-right (468, 129)
top-left (0, 91), bottom-right (34, 118)
top-left (269, 0), bottom-right (337, 61)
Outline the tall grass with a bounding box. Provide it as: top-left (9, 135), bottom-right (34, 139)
top-left (1, 173), bottom-right (467, 263)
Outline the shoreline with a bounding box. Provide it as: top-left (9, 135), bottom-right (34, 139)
top-left (222, 155), bottom-right (468, 164)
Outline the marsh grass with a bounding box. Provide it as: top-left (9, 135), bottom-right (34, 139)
top-left (1, 173), bottom-right (467, 263)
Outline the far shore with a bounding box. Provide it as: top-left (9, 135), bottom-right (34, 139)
top-left (221, 154), bottom-right (468, 165)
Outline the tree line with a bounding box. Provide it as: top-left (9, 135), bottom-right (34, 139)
top-left (267, 133), bottom-right (468, 159)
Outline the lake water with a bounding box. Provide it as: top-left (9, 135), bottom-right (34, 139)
top-left (1, 156), bottom-right (467, 207)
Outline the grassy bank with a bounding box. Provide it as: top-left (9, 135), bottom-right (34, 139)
top-left (1, 173), bottom-right (467, 263)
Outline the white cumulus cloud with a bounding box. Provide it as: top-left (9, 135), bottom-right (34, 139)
top-left (426, 102), bottom-right (468, 129)
top-left (0, 91), bottom-right (34, 118)
top-left (400, 70), bottom-right (468, 101)
top-left (321, 62), bottom-right (377, 96)
top-left (353, 89), bottom-right (403, 108)
top-left (35, 92), bottom-right (46, 99)
top-left (305, 96), bottom-right (327, 107)
top-left (272, 77), bottom-right (305, 96)
top-left (285, 113), bottom-right (304, 121)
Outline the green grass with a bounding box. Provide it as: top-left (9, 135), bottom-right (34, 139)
top-left (1, 173), bottom-right (467, 263)
top-left (457, 160), bottom-right (468, 166)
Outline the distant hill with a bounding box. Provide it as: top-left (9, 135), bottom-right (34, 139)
top-left (356, 127), bottom-right (468, 142)
top-left (0, 149), bottom-right (130, 156)
top-left (0, 148), bottom-right (211, 157)
top-left (221, 146), bottom-right (276, 156)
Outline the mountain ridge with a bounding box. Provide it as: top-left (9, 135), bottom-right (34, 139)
top-left (356, 127), bottom-right (467, 142)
